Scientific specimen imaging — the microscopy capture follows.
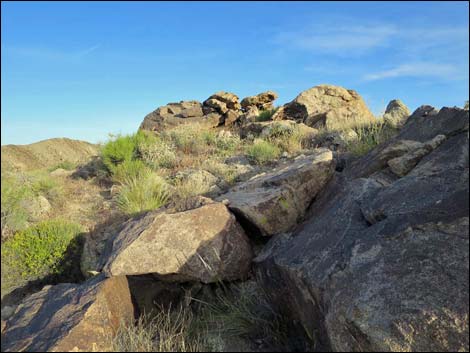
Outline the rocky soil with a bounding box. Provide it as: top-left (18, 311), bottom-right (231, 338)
top-left (1, 84), bottom-right (468, 352)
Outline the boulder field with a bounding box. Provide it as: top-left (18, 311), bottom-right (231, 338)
top-left (1, 84), bottom-right (468, 352)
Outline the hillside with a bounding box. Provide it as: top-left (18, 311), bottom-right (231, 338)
top-left (1, 85), bottom-right (468, 352)
top-left (1, 138), bottom-right (99, 172)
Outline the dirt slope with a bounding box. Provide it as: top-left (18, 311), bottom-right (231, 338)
top-left (1, 138), bottom-right (99, 172)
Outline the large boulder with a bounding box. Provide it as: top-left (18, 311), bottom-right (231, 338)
top-left (1, 275), bottom-right (134, 352)
top-left (100, 201), bottom-right (253, 283)
top-left (241, 91), bottom-right (278, 111)
top-left (273, 84), bottom-right (375, 130)
top-left (383, 99), bottom-right (411, 128)
top-left (139, 100), bottom-right (221, 132)
top-left (217, 149), bottom-right (335, 237)
top-left (256, 107), bottom-right (469, 351)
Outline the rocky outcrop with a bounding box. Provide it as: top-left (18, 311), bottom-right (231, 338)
top-left (1, 275), bottom-right (134, 352)
top-left (239, 120), bottom-right (317, 140)
top-left (100, 201), bottom-right (253, 283)
top-left (256, 107), bottom-right (469, 351)
top-left (203, 91), bottom-right (242, 126)
top-left (139, 100), bottom-right (221, 132)
top-left (241, 91), bottom-right (278, 111)
top-left (383, 99), bottom-right (410, 128)
top-left (217, 149), bottom-right (335, 237)
top-left (273, 84), bottom-right (375, 130)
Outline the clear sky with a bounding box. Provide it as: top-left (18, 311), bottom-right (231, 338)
top-left (1, 1), bottom-right (469, 145)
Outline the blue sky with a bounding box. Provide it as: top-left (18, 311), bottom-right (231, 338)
top-left (1, 1), bottom-right (469, 145)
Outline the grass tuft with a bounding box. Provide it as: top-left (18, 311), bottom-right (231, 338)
top-left (116, 171), bottom-right (170, 215)
top-left (246, 139), bottom-right (281, 165)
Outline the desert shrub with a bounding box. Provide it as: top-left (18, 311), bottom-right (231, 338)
top-left (116, 171), bottom-right (170, 215)
top-left (112, 160), bottom-right (151, 185)
top-left (48, 161), bottom-right (77, 172)
top-left (112, 307), bottom-right (203, 352)
top-left (164, 125), bottom-right (209, 155)
top-left (256, 108), bottom-right (278, 122)
top-left (264, 123), bottom-right (305, 154)
top-left (346, 120), bottom-right (398, 156)
top-left (246, 139), bottom-right (281, 165)
top-left (1, 175), bottom-right (32, 239)
top-left (1, 219), bottom-right (83, 293)
top-left (29, 171), bottom-right (63, 201)
top-left (137, 136), bottom-right (177, 169)
top-left (204, 160), bottom-right (239, 185)
top-left (214, 134), bottom-right (242, 157)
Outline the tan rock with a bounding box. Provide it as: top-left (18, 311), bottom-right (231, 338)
top-left (383, 99), bottom-right (411, 128)
top-left (101, 202), bottom-right (253, 283)
top-left (1, 275), bottom-right (134, 352)
top-left (217, 149), bottom-right (335, 236)
top-left (241, 91), bottom-right (278, 110)
top-left (274, 84), bottom-right (375, 130)
top-left (139, 100), bottom-right (221, 132)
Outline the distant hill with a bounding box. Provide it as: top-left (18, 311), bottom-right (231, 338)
top-left (1, 138), bottom-right (99, 172)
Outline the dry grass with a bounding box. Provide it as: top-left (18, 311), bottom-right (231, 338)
top-left (345, 120), bottom-right (398, 156)
top-left (112, 307), bottom-right (204, 352)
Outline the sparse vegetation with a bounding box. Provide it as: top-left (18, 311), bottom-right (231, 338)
top-left (345, 120), bottom-right (398, 156)
top-left (116, 171), bottom-right (170, 215)
top-left (1, 219), bottom-right (83, 295)
top-left (1, 174), bottom-right (32, 239)
top-left (48, 161), bottom-right (77, 172)
top-left (246, 139), bottom-right (281, 165)
top-left (256, 108), bottom-right (278, 122)
top-left (112, 307), bottom-right (203, 352)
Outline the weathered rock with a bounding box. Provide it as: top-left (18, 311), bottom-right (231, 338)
top-left (256, 110), bottom-right (469, 351)
top-left (387, 135), bottom-right (446, 177)
top-left (1, 275), bottom-right (134, 352)
top-left (217, 149), bottom-right (335, 236)
top-left (100, 201), bottom-right (253, 283)
top-left (348, 107), bottom-right (469, 179)
top-left (273, 84), bottom-right (375, 130)
top-left (241, 91), bottom-right (278, 111)
top-left (383, 99), bottom-right (410, 128)
top-left (224, 109), bottom-right (241, 126)
top-left (203, 91), bottom-right (241, 112)
top-left (140, 100), bottom-right (221, 132)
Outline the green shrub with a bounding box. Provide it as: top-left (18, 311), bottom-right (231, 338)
top-left (1, 175), bottom-right (32, 238)
top-left (256, 108), bottom-right (278, 122)
top-left (246, 139), bottom-right (281, 165)
top-left (116, 171), bottom-right (170, 215)
top-left (346, 121), bottom-right (398, 156)
top-left (1, 219), bottom-right (83, 293)
top-left (112, 160), bottom-right (151, 185)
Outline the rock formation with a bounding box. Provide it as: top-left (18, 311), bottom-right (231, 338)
top-left (241, 91), bottom-right (278, 111)
top-left (100, 200), bottom-right (253, 283)
top-left (256, 107), bottom-right (469, 351)
top-left (273, 84), bottom-right (376, 129)
top-left (383, 99), bottom-right (411, 128)
top-left (217, 149), bottom-right (335, 236)
top-left (1, 275), bottom-right (134, 352)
